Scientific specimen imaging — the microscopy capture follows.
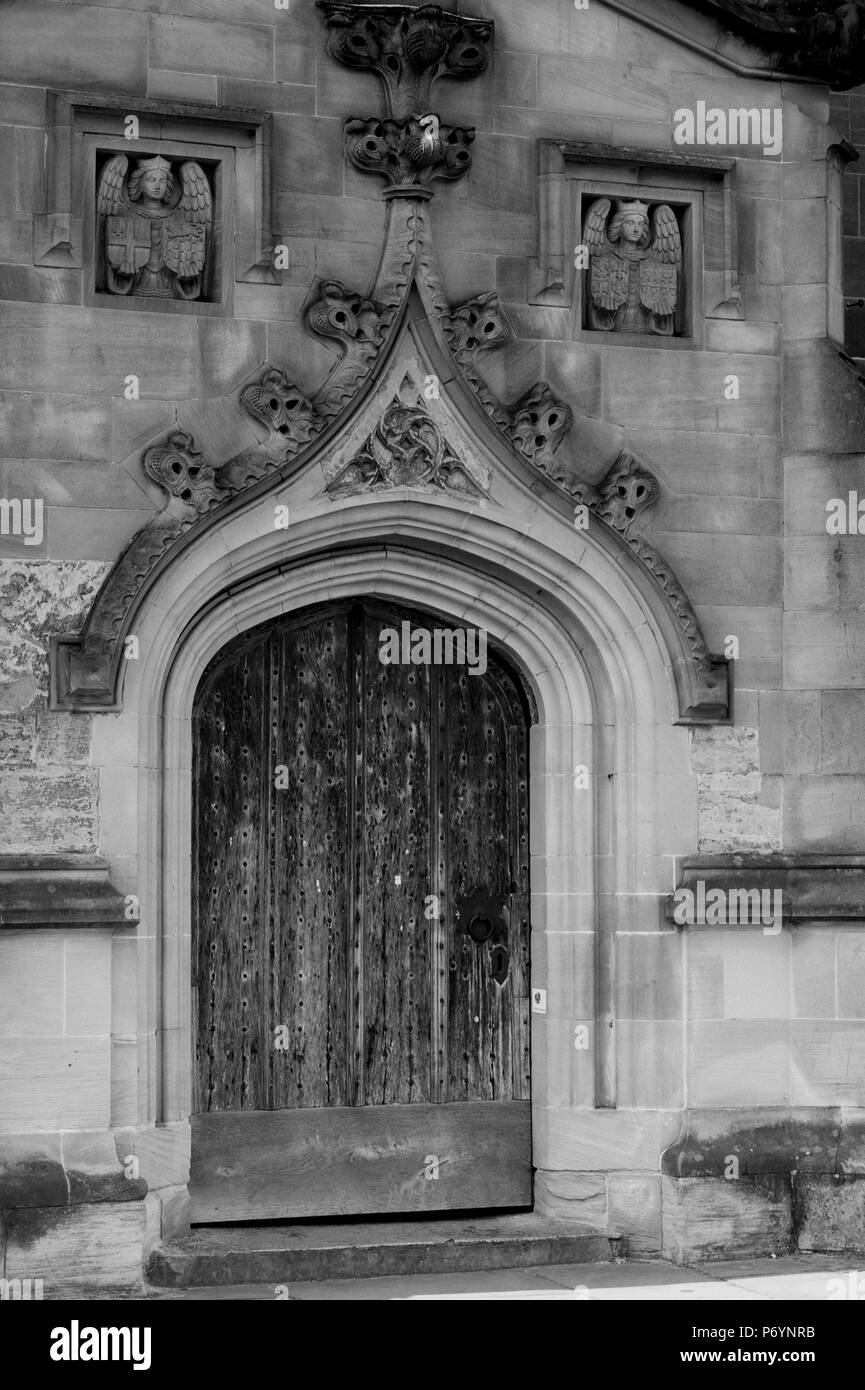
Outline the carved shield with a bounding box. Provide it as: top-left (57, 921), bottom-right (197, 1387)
top-left (105, 216), bottom-right (150, 276)
top-left (589, 253), bottom-right (629, 312)
top-left (640, 260), bottom-right (678, 316)
top-left (162, 215), bottom-right (206, 280)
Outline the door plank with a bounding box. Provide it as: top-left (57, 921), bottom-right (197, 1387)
top-left (272, 614), bottom-right (350, 1109)
top-left (190, 1101), bottom-right (532, 1222)
top-left (193, 637), bottom-right (270, 1112)
top-left (361, 609), bottom-right (432, 1106)
top-left (446, 669), bottom-right (518, 1102)
top-left (429, 661), bottom-right (449, 1104)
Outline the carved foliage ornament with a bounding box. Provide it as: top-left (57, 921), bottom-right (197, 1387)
top-left (96, 154), bottom-right (213, 301)
top-left (240, 371), bottom-right (320, 447)
top-left (441, 293), bottom-right (573, 472)
top-left (447, 290), bottom-right (512, 360)
top-left (596, 455), bottom-right (661, 532)
top-left (345, 115), bottom-right (474, 188)
top-left (317, 2), bottom-right (492, 119)
top-left (583, 198), bottom-right (682, 336)
top-left (306, 279), bottom-right (387, 350)
top-left (506, 384), bottom-right (575, 467)
top-left (327, 400), bottom-right (482, 498)
top-left (240, 280), bottom-right (390, 445)
top-left (143, 431), bottom-right (224, 514)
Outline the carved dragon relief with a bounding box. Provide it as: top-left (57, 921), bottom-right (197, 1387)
top-left (50, 3), bottom-right (726, 720)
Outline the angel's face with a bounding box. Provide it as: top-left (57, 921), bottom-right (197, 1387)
top-left (621, 214), bottom-right (648, 244)
top-left (141, 169), bottom-right (169, 200)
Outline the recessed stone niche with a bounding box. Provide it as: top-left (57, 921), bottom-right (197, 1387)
top-left (529, 140), bottom-right (742, 348)
top-left (35, 91), bottom-right (285, 316)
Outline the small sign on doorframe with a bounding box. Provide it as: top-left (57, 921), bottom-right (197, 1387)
top-left (532, 989), bottom-right (547, 1015)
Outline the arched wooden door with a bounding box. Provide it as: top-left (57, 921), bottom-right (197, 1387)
top-left (190, 598), bottom-right (532, 1221)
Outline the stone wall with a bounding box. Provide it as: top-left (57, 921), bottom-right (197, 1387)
top-left (0, 0), bottom-right (864, 1286)
top-left (831, 83), bottom-right (865, 355)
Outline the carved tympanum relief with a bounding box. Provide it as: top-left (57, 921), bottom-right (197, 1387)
top-left (96, 153), bottom-right (214, 301)
top-left (583, 197), bottom-right (683, 336)
top-left (327, 397), bottom-right (484, 499)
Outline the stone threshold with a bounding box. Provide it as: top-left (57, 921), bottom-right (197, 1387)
top-left (146, 1213), bottom-right (614, 1287)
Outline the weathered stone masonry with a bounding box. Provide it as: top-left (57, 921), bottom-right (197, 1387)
top-left (1, 0), bottom-right (865, 1293)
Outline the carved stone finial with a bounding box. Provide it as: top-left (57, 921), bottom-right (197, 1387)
top-left (327, 399), bottom-right (483, 498)
top-left (505, 384), bottom-right (574, 467)
top-left (317, 2), bottom-right (492, 119)
top-left (597, 453), bottom-right (660, 533)
top-left (305, 279), bottom-right (387, 351)
top-left (240, 369), bottom-right (320, 445)
top-left (345, 115), bottom-right (474, 190)
top-left (143, 431), bottom-right (223, 513)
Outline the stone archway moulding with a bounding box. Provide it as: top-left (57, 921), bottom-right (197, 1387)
top-left (90, 489), bottom-right (700, 1193)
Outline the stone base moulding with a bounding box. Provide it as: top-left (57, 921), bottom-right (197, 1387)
top-left (0, 855), bottom-right (138, 929)
top-left (662, 1108), bottom-right (865, 1262)
top-left (665, 856), bottom-right (865, 925)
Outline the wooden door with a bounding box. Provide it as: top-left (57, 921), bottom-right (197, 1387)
top-left (190, 599), bottom-right (531, 1222)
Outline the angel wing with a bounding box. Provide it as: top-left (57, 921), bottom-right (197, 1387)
top-left (164, 162), bottom-right (212, 281)
top-left (176, 161), bottom-right (212, 227)
top-left (582, 197), bottom-right (612, 254)
top-left (650, 204), bottom-right (681, 265)
top-left (640, 204), bottom-right (681, 318)
top-left (96, 154), bottom-right (129, 216)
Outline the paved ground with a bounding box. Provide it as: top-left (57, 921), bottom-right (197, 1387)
top-left (147, 1253), bottom-right (862, 1299)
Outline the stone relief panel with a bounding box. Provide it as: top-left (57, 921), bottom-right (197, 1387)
top-left (582, 197), bottom-right (684, 337)
top-left (326, 396), bottom-right (484, 499)
top-left (95, 153), bottom-right (214, 302)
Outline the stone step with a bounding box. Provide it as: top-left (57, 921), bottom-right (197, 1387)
top-left (147, 1214), bottom-right (613, 1287)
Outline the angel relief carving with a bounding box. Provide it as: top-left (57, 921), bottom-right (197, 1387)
top-left (582, 198), bottom-right (682, 336)
top-left (96, 153), bottom-right (213, 301)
